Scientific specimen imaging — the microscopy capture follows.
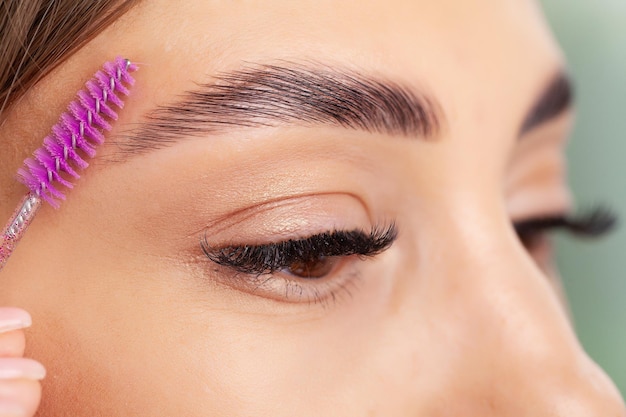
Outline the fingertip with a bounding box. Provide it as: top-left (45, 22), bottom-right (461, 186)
top-left (0, 309), bottom-right (31, 334)
top-left (0, 359), bottom-right (46, 381)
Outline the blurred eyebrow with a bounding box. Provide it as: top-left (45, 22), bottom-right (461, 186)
top-left (520, 71), bottom-right (574, 136)
top-left (111, 63), bottom-right (442, 158)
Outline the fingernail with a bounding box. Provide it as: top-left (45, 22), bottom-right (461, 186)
top-left (0, 401), bottom-right (26, 417)
top-left (0, 358), bottom-right (46, 380)
top-left (0, 308), bottom-right (31, 333)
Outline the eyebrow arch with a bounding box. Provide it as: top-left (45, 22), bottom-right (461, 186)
top-left (519, 71), bottom-right (574, 136)
top-left (111, 63), bottom-right (442, 158)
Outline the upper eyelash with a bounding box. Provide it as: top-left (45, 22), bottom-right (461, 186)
top-left (201, 224), bottom-right (398, 275)
top-left (513, 205), bottom-right (618, 240)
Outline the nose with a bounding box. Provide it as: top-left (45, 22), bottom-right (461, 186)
top-left (400, 212), bottom-right (626, 416)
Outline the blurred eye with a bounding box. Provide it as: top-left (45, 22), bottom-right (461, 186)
top-left (513, 205), bottom-right (617, 252)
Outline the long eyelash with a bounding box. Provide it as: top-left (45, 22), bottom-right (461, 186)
top-left (514, 205), bottom-right (618, 241)
top-left (201, 224), bottom-right (398, 275)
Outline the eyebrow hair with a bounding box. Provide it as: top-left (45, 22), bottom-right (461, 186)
top-left (110, 64), bottom-right (572, 160)
top-left (520, 71), bottom-right (573, 135)
top-left (111, 63), bottom-right (442, 158)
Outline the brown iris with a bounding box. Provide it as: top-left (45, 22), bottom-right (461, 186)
top-left (285, 256), bottom-right (339, 279)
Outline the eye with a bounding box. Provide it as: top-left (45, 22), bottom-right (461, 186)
top-left (200, 225), bottom-right (397, 303)
top-left (513, 205), bottom-right (617, 252)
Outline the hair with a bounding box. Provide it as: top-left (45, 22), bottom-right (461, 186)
top-left (0, 0), bottom-right (139, 118)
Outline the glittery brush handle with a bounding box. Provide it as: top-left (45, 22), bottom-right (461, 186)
top-left (0, 193), bottom-right (42, 271)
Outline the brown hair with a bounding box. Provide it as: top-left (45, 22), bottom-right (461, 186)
top-left (0, 0), bottom-right (139, 117)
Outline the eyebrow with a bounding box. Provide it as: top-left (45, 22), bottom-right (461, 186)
top-left (111, 63), bottom-right (442, 158)
top-left (111, 63), bottom-right (572, 159)
top-left (520, 71), bottom-right (573, 135)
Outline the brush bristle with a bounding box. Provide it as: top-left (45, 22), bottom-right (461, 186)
top-left (17, 56), bottom-right (137, 208)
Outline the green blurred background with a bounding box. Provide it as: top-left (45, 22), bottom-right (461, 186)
top-left (541, 0), bottom-right (626, 395)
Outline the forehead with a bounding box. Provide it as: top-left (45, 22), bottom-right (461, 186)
top-left (124, 0), bottom-right (558, 70)
top-left (62, 0), bottom-right (565, 161)
top-left (110, 1), bottom-right (561, 101)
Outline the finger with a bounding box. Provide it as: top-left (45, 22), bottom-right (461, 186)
top-left (0, 358), bottom-right (44, 417)
top-left (0, 309), bottom-right (31, 335)
top-left (0, 358), bottom-right (45, 382)
top-left (0, 309), bottom-right (31, 361)
top-left (0, 331), bottom-right (25, 358)
top-left (0, 380), bottom-right (42, 417)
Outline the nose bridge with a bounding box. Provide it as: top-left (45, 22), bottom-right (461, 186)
top-left (399, 206), bottom-right (626, 415)
top-left (448, 219), bottom-right (575, 360)
top-left (419, 193), bottom-right (573, 351)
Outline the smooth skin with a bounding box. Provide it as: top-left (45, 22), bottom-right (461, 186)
top-left (0, 0), bottom-right (625, 415)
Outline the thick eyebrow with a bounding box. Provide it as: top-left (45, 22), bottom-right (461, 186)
top-left (111, 63), bottom-right (442, 158)
top-left (519, 71), bottom-right (574, 136)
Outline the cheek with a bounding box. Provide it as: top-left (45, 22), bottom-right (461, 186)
top-left (17, 256), bottom-right (400, 416)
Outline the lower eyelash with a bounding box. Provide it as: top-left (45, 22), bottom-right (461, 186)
top-left (281, 267), bottom-right (363, 307)
top-left (206, 254), bottom-right (366, 306)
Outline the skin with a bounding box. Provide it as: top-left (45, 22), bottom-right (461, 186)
top-left (0, 0), bottom-right (625, 415)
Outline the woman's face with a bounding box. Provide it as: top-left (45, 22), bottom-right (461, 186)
top-left (0, 0), bottom-right (624, 415)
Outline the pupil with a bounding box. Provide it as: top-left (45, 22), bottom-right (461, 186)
top-left (287, 256), bottom-right (337, 279)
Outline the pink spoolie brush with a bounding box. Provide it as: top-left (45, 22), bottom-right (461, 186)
top-left (0, 57), bottom-right (137, 271)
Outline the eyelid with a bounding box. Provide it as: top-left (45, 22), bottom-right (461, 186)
top-left (199, 193), bottom-right (373, 245)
